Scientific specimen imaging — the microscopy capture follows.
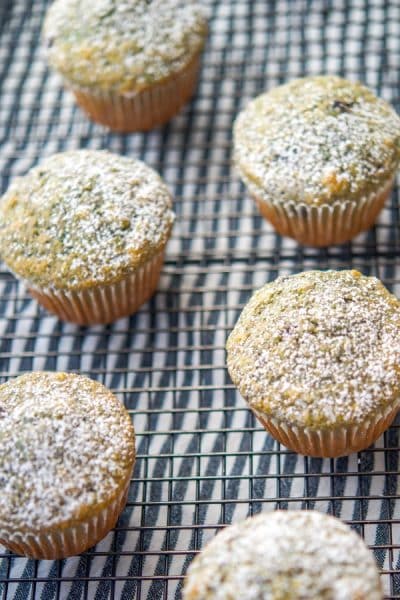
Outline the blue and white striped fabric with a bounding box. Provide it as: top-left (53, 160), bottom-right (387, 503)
top-left (1, 1), bottom-right (400, 598)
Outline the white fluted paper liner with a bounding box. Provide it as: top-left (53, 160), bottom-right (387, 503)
top-left (25, 250), bottom-right (165, 325)
top-left (70, 54), bottom-right (201, 132)
top-left (253, 400), bottom-right (400, 458)
top-left (0, 476), bottom-right (131, 559)
top-left (254, 177), bottom-right (394, 247)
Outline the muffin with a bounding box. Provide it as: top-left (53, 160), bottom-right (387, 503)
top-left (0, 372), bottom-right (135, 559)
top-left (183, 511), bottom-right (383, 599)
top-left (233, 76), bottom-right (400, 246)
top-left (226, 270), bottom-right (400, 457)
top-left (0, 149), bottom-right (175, 325)
top-left (42, 0), bottom-right (208, 132)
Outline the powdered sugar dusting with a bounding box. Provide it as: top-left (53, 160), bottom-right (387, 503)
top-left (0, 372), bottom-right (135, 532)
top-left (227, 270), bottom-right (400, 428)
top-left (184, 511), bottom-right (383, 600)
top-left (234, 76), bottom-right (400, 207)
top-left (0, 150), bottom-right (175, 290)
top-left (43, 0), bottom-right (208, 93)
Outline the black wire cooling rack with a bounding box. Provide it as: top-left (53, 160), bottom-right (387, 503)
top-left (1, 0), bottom-right (400, 598)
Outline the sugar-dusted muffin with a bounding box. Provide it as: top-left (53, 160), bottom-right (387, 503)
top-left (43, 0), bottom-right (208, 132)
top-left (0, 149), bottom-right (175, 325)
top-left (0, 372), bottom-right (135, 559)
top-left (226, 270), bottom-right (400, 457)
top-left (184, 511), bottom-right (383, 600)
top-left (233, 76), bottom-right (400, 246)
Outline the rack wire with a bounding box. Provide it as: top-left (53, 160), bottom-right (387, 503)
top-left (1, 0), bottom-right (400, 598)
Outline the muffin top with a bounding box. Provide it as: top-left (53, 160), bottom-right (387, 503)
top-left (234, 76), bottom-right (400, 207)
top-left (0, 150), bottom-right (175, 291)
top-left (183, 511), bottom-right (383, 600)
top-left (43, 0), bottom-right (208, 93)
top-left (0, 372), bottom-right (135, 533)
top-left (227, 270), bottom-right (400, 429)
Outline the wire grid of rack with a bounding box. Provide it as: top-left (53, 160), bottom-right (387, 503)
top-left (1, 0), bottom-right (400, 598)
